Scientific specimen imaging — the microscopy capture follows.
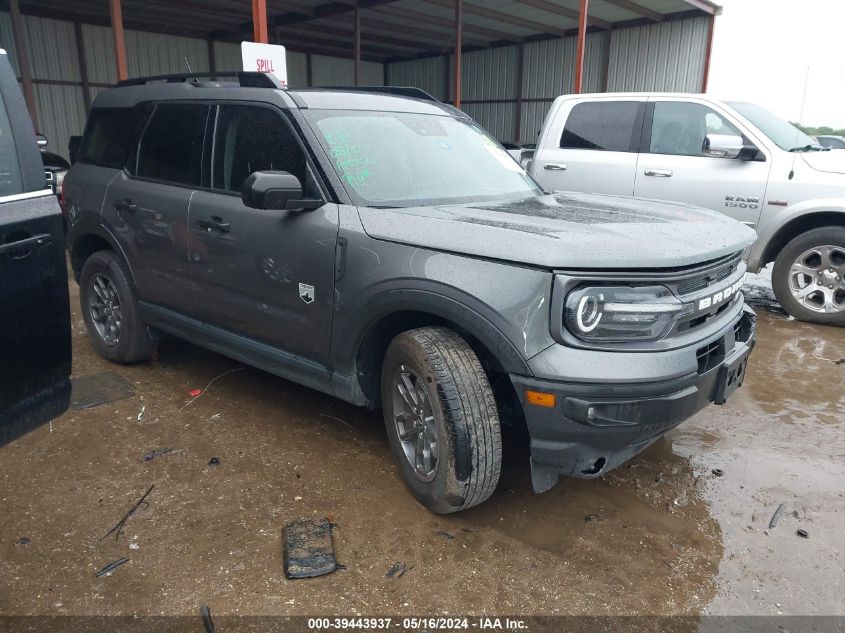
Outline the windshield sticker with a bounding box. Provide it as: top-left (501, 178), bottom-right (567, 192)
top-left (324, 130), bottom-right (375, 187)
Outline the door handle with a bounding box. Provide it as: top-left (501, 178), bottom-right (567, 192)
top-left (114, 198), bottom-right (138, 213)
top-left (644, 168), bottom-right (673, 177)
top-left (197, 216), bottom-right (231, 233)
top-left (0, 232), bottom-right (51, 257)
top-left (544, 163), bottom-right (568, 171)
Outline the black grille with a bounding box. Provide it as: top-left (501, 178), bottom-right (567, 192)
top-left (696, 339), bottom-right (725, 374)
top-left (678, 260), bottom-right (738, 296)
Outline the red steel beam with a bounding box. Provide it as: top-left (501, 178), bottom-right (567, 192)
top-left (701, 13), bottom-right (715, 92)
top-left (252, 0), bottom-right (269, 43)
top-left (109, 0), bottom-right (128, 80)
top-left (573, 0), bottom-right (588, 94)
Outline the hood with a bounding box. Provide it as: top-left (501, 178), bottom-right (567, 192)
top-left (357, 192), bottom-right (756, 269)
top-left (801, 151), bottom-right (845, 175)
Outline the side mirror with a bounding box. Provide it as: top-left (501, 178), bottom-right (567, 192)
top-left (241, 171), bottom-right (323, 211)
top-left (35, 133), bottom-right (48, 148)
top-left (68, 135), bottom-right (81, 164)
top-left (703, 133), bottom-right (744, 159)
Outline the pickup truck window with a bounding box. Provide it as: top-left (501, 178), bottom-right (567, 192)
top-left (0, 93), bottom-right (22, 196)
top-left (559, 101), bottom-right (641, 152)
top-left (306, 110), bottom-right (540, 208)
top-left (728, 101), bottom-right (818, 151)
top-left (649, 102), bottom-right (742, 157)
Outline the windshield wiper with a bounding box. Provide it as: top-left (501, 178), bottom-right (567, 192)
top-left (789, 144), bottom-right (828, 152)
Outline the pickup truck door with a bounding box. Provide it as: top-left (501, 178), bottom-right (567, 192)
top-left (0, 51), bottom-right (71, 446)
top-left (188, 104), bottom-right (337, 365)
top-left (532, 98), bottom-right (645, 196)
top-left (634, 98), bottom-right (771, 227)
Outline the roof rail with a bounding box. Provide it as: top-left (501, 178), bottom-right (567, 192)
top-left (116, 72), bottom-right (283, 89)
top-left (313, 86), bottom-right (439, 102)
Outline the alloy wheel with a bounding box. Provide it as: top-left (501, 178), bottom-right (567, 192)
top-left (788, 245), bottom-right (845, 314)
top-left (392, 365), bottom-right (439, 482)
top-left (88, 273), bottom-right (123, 345)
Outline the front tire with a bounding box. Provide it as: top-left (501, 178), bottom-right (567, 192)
top-left (381, 327), bottom-right (502, 514)
top-left (80, 250), bottom-right (156, 363)
top-left (772, 227), bottom-right (845, 325)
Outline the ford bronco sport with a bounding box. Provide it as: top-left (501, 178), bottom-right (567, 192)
top-left (64, 73), bottom-right (756, 513)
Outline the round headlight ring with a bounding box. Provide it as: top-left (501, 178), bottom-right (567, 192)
top-left (576, 294), bottom-right (603, 333)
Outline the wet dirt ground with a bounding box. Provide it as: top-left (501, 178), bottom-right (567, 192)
top-left (0, 273), bottom-right (843, 618)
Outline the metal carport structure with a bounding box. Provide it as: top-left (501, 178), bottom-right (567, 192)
top-left (0, 0), bottom-right (721, 152)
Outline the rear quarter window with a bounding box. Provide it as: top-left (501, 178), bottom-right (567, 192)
top-left (560, 101), bottom-right (642, 152)
top-left (79, 107), bottom-right (143, 169)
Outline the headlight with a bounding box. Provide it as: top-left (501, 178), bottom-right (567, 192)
top-left (564, 285), bottom-right (693, 342)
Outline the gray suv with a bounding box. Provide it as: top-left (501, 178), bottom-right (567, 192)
top-left (65, 72), bottom-right (757, 513)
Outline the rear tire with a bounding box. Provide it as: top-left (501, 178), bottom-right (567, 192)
top-left (80, 250), bottom-right (156, 363)
top-left (381, 327), bottom-right (502, 514)
top-left (772, 227), bottom-right (845, 326)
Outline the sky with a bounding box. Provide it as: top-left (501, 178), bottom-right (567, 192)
top-left (707, 0), bottom-right (845, 129)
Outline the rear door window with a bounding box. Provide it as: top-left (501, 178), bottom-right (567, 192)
top-left (134, 103), bottom-right (207, 186)
top-left (560, 101), bottom-right (642, 152)
top-left (79, 107), bottom-right (140, 169)
top-left (0, 94), bottom-right (22, 196)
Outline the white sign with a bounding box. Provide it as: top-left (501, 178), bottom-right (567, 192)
top-left (241, 42), bottom-right (287, 86)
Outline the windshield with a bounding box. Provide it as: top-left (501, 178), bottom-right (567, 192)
top-left (728, 101), bottom-right (820, 151)
top-left (305, 110), bottom-right (541, 207)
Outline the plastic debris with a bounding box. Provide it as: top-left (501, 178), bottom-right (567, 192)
top-left (386, 562), bottom-right (413, 578)
top-left (200, 605), bottom-right (215, 633)
top-left (95, 557), bottom-right (129, 577)
top-left (797, 529), bottom-right (809, 539)
top-left (585, 513), bottom-right (601, 522)
top-left (137, 406), bottom-right (146, 421)
top-left (18, 537), bottom-right (31, 545)
top-left (100, 485), bottom-right (154, 542)
top-left (208, 457), bottom-right (220, 466)
top-left (189, 389), bottom-right (203, 398)
top-left (141, 448), bottom-right (173, 462)
top-left (712, 468), bottom-right (724, 477)
top-left (283, 518), bottom-right (338, 579)
top-left (437, 531), bottom-right (454, 540)
top-left (769, 503), bottom-right (786, 529)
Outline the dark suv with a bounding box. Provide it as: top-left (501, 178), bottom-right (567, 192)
top-left (65, 72), bottom-right (757, 513)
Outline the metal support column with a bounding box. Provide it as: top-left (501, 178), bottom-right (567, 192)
top-left (109, 0), bottom-right (128, 81)
top-left (354, 0), bottom-right (361, 86)
top-left (453, 0), bottom-right (462, 108)
top-left (9, 0), bottom-right (37, 128)
top-left (701, 14), bottom-right (715, 92)
top-left (574, 0), bottom-right (589, 94)
top-left (252, 0), bottom-right (269, 44)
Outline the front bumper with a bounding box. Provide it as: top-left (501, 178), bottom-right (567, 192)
top-left (510, 306), bottom-right (757, 493)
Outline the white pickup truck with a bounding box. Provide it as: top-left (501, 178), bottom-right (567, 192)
top-left (526, 93), bottom-right (845, 325)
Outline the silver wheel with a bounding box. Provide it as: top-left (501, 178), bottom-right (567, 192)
top-left (88, 273), bottom-right (122, 345)
top-left (392, 365), bottom-right (438, 482)
top-left (788, 245), bottom-right (845, 314)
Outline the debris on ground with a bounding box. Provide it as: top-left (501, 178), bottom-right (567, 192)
top-left (71, 372), bottom-right (136, 410)
top-left (437, 531), bottom-right (454, 540)
top-left (712, 468), bottom-right (724, 477)
top-left (208, 457), bottom-right (220, 467)
top-left (283, 518), bottom-right (339, 579)
top-left (835, 358), bottom-right (844, 365)
top-left (200, 605), bottom-right (215, 633)
top-left (141, 448), bottom-right (173, 462)
top-left (797, 529), bottom-right (809, 539)
top-left (129, 542), bottom-right (139, 550)
top-left (100, 484), bottom-right (154, 542)
top-left (137, 405), bottom-right (146, 421)
top-left (181, 368), bottom-right (246, 411)
top-left (94, 557), bottom-right (129, 577)
top-left (386, 562), bottom-right (413, 578)
top-left (585, 513), bottom-right (601, 523)
top-left (769, 503), bottom-right (787, 529)
top-left (17, 537), bottom-right (31, 545)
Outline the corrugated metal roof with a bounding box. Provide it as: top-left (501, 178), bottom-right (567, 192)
top-left (11, 0), bottom-right (721, 63)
